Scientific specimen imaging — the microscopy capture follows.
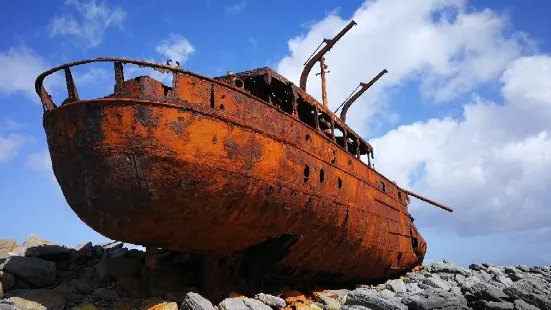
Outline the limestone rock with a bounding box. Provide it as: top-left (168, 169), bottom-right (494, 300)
top-left (181, 292), bottom-right (216, 310)
top-left (2, 256), bottom-right (56, 287)
top-left (345, 289), bottom-right (407, 310)
top-left (0, 271), bottom-right (15, 291)
top-left (255, 293), bottom-right (286, 308)
top-left (0, 240), bottom-right (18, 258)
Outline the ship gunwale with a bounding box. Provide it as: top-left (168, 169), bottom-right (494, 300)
top-left (35, 57), bottom-right (371, 155)
top-left (35, 57), bottom-right (409, 208)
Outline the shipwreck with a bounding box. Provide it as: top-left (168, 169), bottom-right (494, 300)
top-left (35, 20), bottom-right (452, 297)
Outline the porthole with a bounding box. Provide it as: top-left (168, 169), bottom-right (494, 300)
top-left (320, 169), bottom-right (325, 183)
top-left (304, 165), bottom-right (310, 183)
top-left (338, 177), bottom-right (342, 189)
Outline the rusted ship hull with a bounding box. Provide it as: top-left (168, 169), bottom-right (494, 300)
top-left (37, 58), bottom-right (427, 285)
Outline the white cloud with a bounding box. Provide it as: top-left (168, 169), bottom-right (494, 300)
top-left (0, 133), bottom-right (26, 163)
top-left (49, 0), bottom-right (126, 49)
top-left (0, 119), bottom-right (30, 163)
top-left (0, 45), bottom-right (55, 100)
top-left (155, 33), bottom-right (195, 64)
top-left (275, 0), bottom-right (550, 239)
top-left (276, 0), bottom-right (533, 135)
top-left (370, 55), bottom-right (551, 237)
top-left (225, 0), bottom-right (247, 15)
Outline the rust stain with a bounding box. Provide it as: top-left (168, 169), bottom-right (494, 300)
top-left (35, 55), bottom-right (452, 301)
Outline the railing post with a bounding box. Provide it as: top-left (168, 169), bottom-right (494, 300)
top-left (64, 68), bottom-right (80, 103)
top-left (114, 61), bottom-right (125, 94)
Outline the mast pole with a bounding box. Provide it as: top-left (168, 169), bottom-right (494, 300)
top-left (337, 69), bottom-right (388, 122)
top-left (320, 56), bottom-right (328, 107)
top-left (300, 20), bottom-right (357, 92)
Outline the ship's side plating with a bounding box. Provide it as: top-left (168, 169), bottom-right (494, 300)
top-left (36, 58), bottom-right (426, 286)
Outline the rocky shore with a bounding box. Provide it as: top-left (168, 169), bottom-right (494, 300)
top-left (1, 236), bottom-right (550, 310)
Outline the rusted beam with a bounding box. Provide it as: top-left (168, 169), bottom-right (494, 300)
top-left (39, 85), bottom-right (56, 112)
top-left (64, 68), bottom-right (80, 103)
top-left (403, 190), bottom-right (454, 212)
top-left (299, 20), bottom-right (357, 91)
top-left (114, 61), bottom-right (125, 94)
top-left (318, 56), bottom-right (329, 107)
top-left (338, 69), bottom-right (388, 122)
top-left (145, 247), bottom-right (158, 268)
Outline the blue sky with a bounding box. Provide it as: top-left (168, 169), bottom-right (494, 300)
top-left (1, 0), bottom-right (550, 267)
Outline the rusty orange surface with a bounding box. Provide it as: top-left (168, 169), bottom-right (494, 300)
top-left (35, 58), bottom-right (428, 285)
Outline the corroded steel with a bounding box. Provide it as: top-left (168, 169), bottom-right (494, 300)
top-left (35, 56), bottom-right (451, 294)
top-left (316, 56), bottom-right (329, 107)
top-left (403, 190), bottom-right (453, 212)
top-left (300, 20), bottom-right (357, 91)
top-left (338, 69), bottom-right (388, 122)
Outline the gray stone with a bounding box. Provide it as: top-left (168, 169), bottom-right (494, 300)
top-left (462, 280), bottom-right (509, 302)
top-left (430, 261), bottom-right (471, 276)
top-left (181, 292), bottom-right (215, 310)
top-left (2, 256), bottom-right (56, 287)
top-left (219, 297), bottom-right (271, 310)
top-left (386, 279), bottom-right (407, 294)
top-left (503, 278), bottom-right (551, 310)
top-left (0, 240), bottom-right (18, 258)
top-left (101, 241), bottom-right (124, 250)
top-left (25, 244), bottom-right (71, 261)
top-left (345, 289), bottom-right (407, 310)
top-left (108, 247), bottom-right (128, 258)
top-left (505, 267), bottom-right (524, 281)
top-left (469, 264), bottom-right (485, 271)
top-left (14, 276), bottom-right (33, 289)
top-left (422, 276), bottom-right (451, 291)
top-left (93, 245), bottom-right (104, 257)
top-left (0, 300), bottom-right (16, 310)
top-left (472, 300), bottom-right (514, 310)
top-left (341, 306), bottom-right (370, 310)
top-left (255, 293), bottom-right (286, 308)
top-left (243, 298), bottom-right (273, 310)
top-left (0, 271), bottom-right (15, 290)
top-left (455, 274), bottom-right (466, 286)
top-left (405, 271), bottom-right (429, 283)
top-left (495, 275), bottom-right (514, 287)
top-left (479, 270), bottom-right (495, 282)
top-left (9, 235), bottom-right (70, 262)
top-left (405, 283), bottom-right (424, 295)
top-left (95, 257), bottom-right (141, 281)
top-left (379, 289), bottom-right (397, 300)
top-left (487, 266), bottom-right (506, 276)
top-left (75, 241), bottom-right (93, 252)
top-left (516, 265), bottom-right (531, 272)
top-left (401, 288), bottom-right (467, 310)
top-left (513, 299), bottom-right (540, 310)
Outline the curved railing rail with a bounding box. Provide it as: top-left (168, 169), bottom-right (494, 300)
top-left (34, 57), bottom-right (197, 112)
